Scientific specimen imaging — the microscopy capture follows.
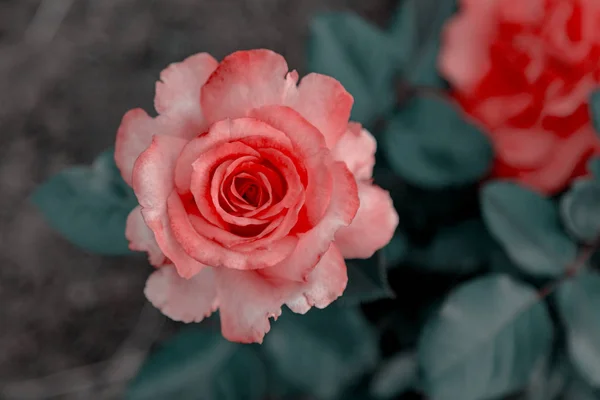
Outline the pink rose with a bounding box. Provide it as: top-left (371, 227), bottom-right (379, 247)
top-left (440, 0), bottom-right (600, 194)
top-left (115, 50), bottom-right (398, 343)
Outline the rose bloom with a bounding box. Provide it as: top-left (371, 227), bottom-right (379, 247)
top-left (115, 49), bottom-right (398, 343)
top-left (440, 0), bottom-right (600, 194)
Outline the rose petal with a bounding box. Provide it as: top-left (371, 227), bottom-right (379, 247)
top-left (335, 183), bottom-right (398, 259)
top-left (216, 244), bottom-right (347, 344)
top-left (499, 0), bottom-right (544, 23)
top-left (492, 127), bottom-right (557, 168)
top-left (223, 162), bottom-right (283, 214)
top-left (214, 160), bottom-right (239, 212)
top-left (240, 171), bottom-right (276, 215)
top-left (167, 192), bottom-right (297, 273)
top-left (201, 49), bottom-right (293, 124)
top-left (126, 206), bottom-right (166, 266)
top-left (254, 148), bottom-right (304, 219)
top-left (250, 105), bottom-right (333, 225)
top-left (189, 212), bottom-right (283, 249)
top-left (175, 117), bottom-right (292, 193)
top-left (285, 73), bottom-right (354, 149)
top-left (133, 134), bottom-right (208, 278)
top-left (155, 53), bottom-right (219, 131)
top-left (285, 244), bottom-right (348, 314)
top-left (545, 75), bottom-right (596, 117)
top-left (332, 122), bottom-right (377, 181)
top-left (145, 265), bottom-right (218, 323)
top-left (190, 141), bottom-right (262, 227)
top-left (230, 173), bottom-right (262, 208)
top-left (114, 109), bottom-right (160, 186)
top-left (439, 2), bottom-right (496, 93)
top-left (115, 108), bottom-right (202, 186)
top-left (516, 126), bottom-right (600, 194)
top-left (261, 161), bottom-right (359, 282)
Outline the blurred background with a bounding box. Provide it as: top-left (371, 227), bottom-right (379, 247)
top-left (0, 0), bottom-right (397, 398)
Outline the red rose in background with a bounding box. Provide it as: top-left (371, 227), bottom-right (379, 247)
top-left (115, 50), bottom-right (398, 343)
top-left (440, 0), bottom-right (600, 194)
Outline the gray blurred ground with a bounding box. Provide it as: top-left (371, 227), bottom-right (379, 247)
top-left (0, 0), bottom-right (397, 398)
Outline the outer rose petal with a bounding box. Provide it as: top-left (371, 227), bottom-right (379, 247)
top-left (492, 128), bottom-right (557, 168)
top-left (115, 109), bottom-right (158, 186)
top-left (284, 245), bottom-right (348, 314)
top-left (145, 265), bottom-right (218, 323)
top-left (155, 53), bottom-right (219, 131)
top-left (260, 161), bottom-right (359, 282)
top-left (332, 122), bottom-right (376, 180)
top-left (439, 1), bottom-right (496, 92)
top-left (285, 73), bottom-right (354, 149)
top-left (335, 183), bottom-right (398, 260)
top-left (133, 134), bottom-right (209, 278)
top-left (200, 49), bottom-right (292, 124)
top-left (216, 245), bottom-right (347, 343)
top-left (126, 206), bottom-right (166, 266)
top-left (514, 127), bottom-right (600, 194)
top-left (115, 109), bottom-right (199, 186)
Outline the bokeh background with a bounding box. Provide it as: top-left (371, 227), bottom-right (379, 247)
top-left (0, 0), bottom-right (397, 398)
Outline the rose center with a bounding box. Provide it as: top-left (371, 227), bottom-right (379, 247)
top-left (234, 177), bottom-right (264, 207)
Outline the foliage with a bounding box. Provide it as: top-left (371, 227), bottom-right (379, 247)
top-left (31, 149), bottom-right (137, 255)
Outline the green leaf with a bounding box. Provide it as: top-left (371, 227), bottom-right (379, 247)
top-left (587, 157), bottom-right (600, 181)
top-left (589, 89), bottom-right (600, 135)
top-left (562, 374), bottom-right (600, 400)
top-left (408, 220), bottom-right (495, 273)
top-left (560, 180), bottom-right (600, 244)
top-left (307, 12), bottom-right (401, 128)
top-left (382, 95), bottom-right (493, 188)
top-left (31, 149), bottom-right (138, 255)
top-left (389, 0), bottom-right (457, 88)
top-left (263, 307), bottom-right (379, 400)
top-left (524, 353), bottom-right (570, 400)
top-left (481, 181), bottom-right (577, 277)
top-left (370, 352), bottom-right (417, 399)
top-left (418, 274), bottom-right (554, 400)
top-left (340, 253), bottom-right (395, 305)
top-left (380, 232), bottom-right (409, 268)
top-left (127, 326), bottom-right (267, 400)
top-left (556, 270), bottom-right (600, 388)
top-left (335, 380), bottom-right (378, 400)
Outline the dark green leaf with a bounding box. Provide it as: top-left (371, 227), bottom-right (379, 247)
top-left (127, 326), bottom-right (267, 400)
top-left (263, 307), bottom-right (379, 400)
top-left (380, 232), bottom-right (409, 268)
top-left (562, 374), bottom-right (600, 400)
top-left (31, 149), bottom-right (138, 255)
top-left (340, 253), bottom-right (395, 305)
top-left (335, 379), bottom-right (378, 400)
top-left (560, 180), bottom-right (600, 244)
top-left (481, 181), bottom-right (577, 277)
top-left (389, 0), bottom-right (457, 88)
top-left (418, 274), bottom-right (554, 400)
top-left (307, 12), bottom-right (401, 128)
top-left (382, 95), bottom-right (493, 188)
top-left (408, 220), bottom-right (495, 273)
top-left (525, 353), bottom-right (570, 400)
top-left (556, 270), bottom-right (600, 388)
top-left (370, 352), bottom-right (417, 399)
top-left (587, 157), bottom-right (600, 181)
top-left (589, 90), bottom-right (600, 136)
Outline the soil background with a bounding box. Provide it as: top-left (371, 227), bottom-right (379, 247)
top-left (0, 0), bottom-right (398, 399)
